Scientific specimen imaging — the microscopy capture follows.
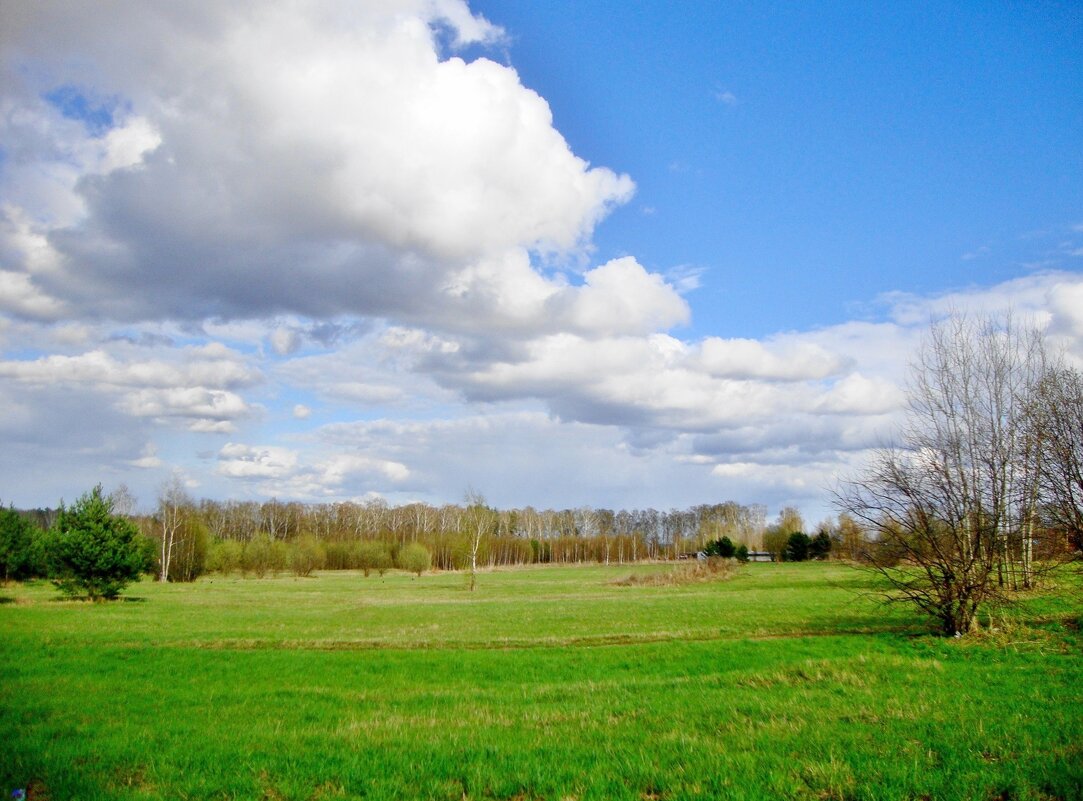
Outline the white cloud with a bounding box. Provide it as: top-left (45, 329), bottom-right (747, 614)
top-left (270, 327), bottom-right (301, 356)
top-left (815, 373), bottom-right (905, 415)
top-left (129, 442), bottom-right (163, 470)
top-left (694, 337), bottom-right (847, 381)
top-left (0, 346), bottom-right (258, 390)
top-left (558, 257), bottom-right (690, 336)
top-left (217, 443), bottom-right (299, 479)
top-left (120, 387), bottom-right (250, 430)
top-left (0, 1), bottom-right (633, 326)
top-left (215, 440), bottom-right (408, 498)
top-left (961, 245), bottom-right (991, 261)
top-left (0, 341), bottom-right (261, 432)
top-left (0, 269), bottom-right (66, 319)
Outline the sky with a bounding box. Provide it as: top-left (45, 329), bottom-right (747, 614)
top-left (0, 1), bottom-right (1081, 523)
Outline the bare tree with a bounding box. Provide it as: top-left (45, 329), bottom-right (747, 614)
top-left (837, 314), bottom-right (1050, 635)
top-left (462, 490), bottom-right (494, 591)
top-left (108, 484), bottom-right (137, 518)
top-left (157, 473), bottom-right (193, 583)
top-left (1027, 366), bottom-right (1083, 555)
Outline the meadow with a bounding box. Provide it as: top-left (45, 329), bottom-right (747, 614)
top-left (1, 562), bottom-right (1080, 800)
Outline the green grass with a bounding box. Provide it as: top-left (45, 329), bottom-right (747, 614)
top-left (1, 563), bottom-right (1080, 800)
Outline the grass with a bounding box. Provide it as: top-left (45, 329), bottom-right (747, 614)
top-left (1, 562), bottom-right (1080, 800)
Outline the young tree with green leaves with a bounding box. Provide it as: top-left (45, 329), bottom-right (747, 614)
top-left (46, 486), bottom-right (149, 600)
top-left (356, 540), bottom-right (392, 577)
top-left (399, 542), bottom-right (431, 576)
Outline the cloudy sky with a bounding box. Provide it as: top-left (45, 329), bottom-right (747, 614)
top-left (1, 1), bottom-right (1081, 522)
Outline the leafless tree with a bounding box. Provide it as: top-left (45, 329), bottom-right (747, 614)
top-left (837, 314), bottom-right (1053, 635)
top-left (462, 490), bottom-right (494, 591)
top-left (108, 484), bottom-right (137, 518)
top-left (157, 473), bottom-right (193, 583)
top-left (1027, 366), bottom-right (1083, 555)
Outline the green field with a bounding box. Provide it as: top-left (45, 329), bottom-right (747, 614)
top-left (1, 563), bottom-right (1080, 800)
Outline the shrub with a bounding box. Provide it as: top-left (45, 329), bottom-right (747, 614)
top-left (324, 540), bottom-right (360, 570)
top-left (289, 534), bottom-right (326, 577)
top-left (398, 542), bottom-right (431, 576)
top-left (357, 540), bottom-right (392, 577)
top-left (207, 539), bottom-right (243, 574)
top-left (735, 544), bottom-right (749, 562)
top-left (243, 534), bottom-right (280, 578)
top-left (45, 486), bottom-right (148, 600)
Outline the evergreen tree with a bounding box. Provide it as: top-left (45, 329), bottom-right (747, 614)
top-left (46, 486), bottom-right (148, 600)
top-left (0, 504), bottom-right (43, 581)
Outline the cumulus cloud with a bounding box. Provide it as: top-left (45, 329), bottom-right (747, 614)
top-left (557, 257), bottom-right (690, 336)
top-left (0, 342), bottom-right (260, 431)
top-left (0, 0), bottom-right (634, 328)
top-left (694, 337), bottom-right (848, 381)
top-left (815, 373), bottom-right (905, 415)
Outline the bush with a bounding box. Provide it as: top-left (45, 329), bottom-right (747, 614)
top-left (324, 540), bottom-right (360, 570)
top-left (398, 542), bottom-right (431, 576)
top-left (0, 504), bottom-right (44, 581)
top-left (45, 486), bottom-right (148, 600)
top-left (357, 540), bottom-right (392, 577)
top-left (207, 539), bottom-right (243, 574)
top-left (735, 544), bottom-right (749, 562)
top-left (243, 534), bottom-right (288, 578)
top-left (289, 535), bottom-right (326, 577)
top-left (763, 527), bottom-right (790, 561)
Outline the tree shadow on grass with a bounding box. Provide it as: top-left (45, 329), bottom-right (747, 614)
top-left (46, 595), bottom-right (148, 603)
top-left (0, 595), bottom-right (15, 604)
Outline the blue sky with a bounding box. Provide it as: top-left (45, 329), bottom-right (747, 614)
top-left (476, 1), bottom-right (1083, 336)
top-left (0, 1), bottom-right (1081, 525)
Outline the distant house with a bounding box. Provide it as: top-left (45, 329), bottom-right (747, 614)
top-left (746, 550), bottom-right (775, 562)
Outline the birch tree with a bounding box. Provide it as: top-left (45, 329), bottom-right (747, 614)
top-left (462, 490), bottom-right (494, 591)
top-left (157, 474), bottom-right (192, 583)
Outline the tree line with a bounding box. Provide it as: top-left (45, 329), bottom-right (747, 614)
top-left (130, 488), bottom-right (787, 583)
top-left (2, 484), bottom-right (853, 595)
